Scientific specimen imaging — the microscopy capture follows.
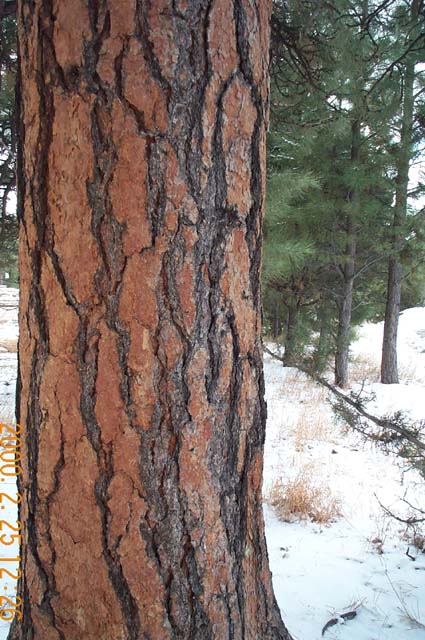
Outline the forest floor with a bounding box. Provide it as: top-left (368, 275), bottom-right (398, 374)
top-left (0, 287), bottom-right (424, 639)
top-left (265, 308), bottom-right (425, 640)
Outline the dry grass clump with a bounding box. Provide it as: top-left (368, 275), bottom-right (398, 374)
top-left (400, 527), bottom-right (425, 553)
top-left (268, 465), bottom-right (341, 525)
top-left (282, 370), bottom-right (328, 404)
top-left (302, 384), bottom-right (328, 406)
top-left (349, 355), bottom-right (418, 385)
top-left (281, 369), bottom-right (307, 399)
top-left (279, 374), bottom-right (331, 448)
top-left (412, 532), bottom-right (425, 552)
top-left (290, 409), bottom-right (331, 451)
top-left (349, 355), bottom-right (380, 384)
top-left (398, 361), bottom-right (419, 385)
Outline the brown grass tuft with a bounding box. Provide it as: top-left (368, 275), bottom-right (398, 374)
top-left (268, 465), bottom-right (341, 525)
top-left (349, 355), bottom-right (380, 384)
top-left (290, 408), bottom-right (331, 451)
top-left (349, 355), bottom-right (418, 385)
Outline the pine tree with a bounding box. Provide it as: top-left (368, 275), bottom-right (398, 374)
top-left (265, 0), bottom-right (423, 385)
top-left (381, 0), bottom-right (425, 384)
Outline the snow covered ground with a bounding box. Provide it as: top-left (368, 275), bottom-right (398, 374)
top-left (265, 307), bottom-right (425, 640)
top-left (0, 290), bottom-right (424, 639)
top-left (0, 286), bottom-right (19, 637)
top-left (0, 286), bottom-right (18, 427)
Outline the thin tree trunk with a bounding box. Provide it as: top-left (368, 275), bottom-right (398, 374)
top-left (313, 304), bottom-right (330, 372)
top-left (334, 245), bottom-right (355, 387)
top-left (11, 2), bottom-right (292, 640)
top-left (272, 298), bottom-right (281, 338)
top-left (334, 1), bottom-right (370, 388)
top-left (381, 257), bottom-right (403, 383)
top-left (283, 302), bottom-right (299, 365)
top-left (334, 120), bottom-right (360, 388)
top-left (381, 0), bottom-right (419, 384)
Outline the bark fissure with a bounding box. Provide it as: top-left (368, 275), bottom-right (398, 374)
top-left (16, 1), bottom-right (63, 636)
top-left (80, 7), bottom-right (144, 638)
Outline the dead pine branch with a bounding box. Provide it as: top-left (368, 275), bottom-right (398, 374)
top-left (374, 493), bottom-right (425, 526)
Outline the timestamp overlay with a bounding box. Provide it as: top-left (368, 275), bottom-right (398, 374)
top-left (0, 423), bottom-right (22, 628)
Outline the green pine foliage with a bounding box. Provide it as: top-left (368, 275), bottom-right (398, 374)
top-left (264, 0), bottom-right (425, 379)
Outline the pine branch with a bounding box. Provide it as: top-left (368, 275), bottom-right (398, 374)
top-left (263, 344), bottom-right (425, 453)
top-left (366, 32), bottom-right (424, 97)
top-left (374, 494), bottom-right (425, 525)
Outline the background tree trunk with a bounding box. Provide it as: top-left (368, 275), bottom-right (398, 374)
top-left (11, 1), bottom-right (292, 639)
top-left (282, 301), bottom-right (299, 366)
top-left (312, 304), bottom-right (331, 372)
top-left (272, 299), bottom-right (282, 338)
top-left (334, 1), bottom-right (369, 388)
top-left (381, 0), bottom-right (419, 384)
top-left (334, 238), bottom-right (356, 387)
top-left (334, 119), bottom-right (360, 388)
top-left (381, 257), bottom-right (402, 383)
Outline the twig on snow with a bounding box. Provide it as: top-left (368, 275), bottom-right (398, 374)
top-left (322, 610), bottom-right (357, 636)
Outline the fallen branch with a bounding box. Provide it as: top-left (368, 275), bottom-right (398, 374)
top-left (322, 610), bottom-right (357, 636)
top-left (263, 344), bottom-right (425, 454)
top-left (374, 493), bottom-right (425, 526)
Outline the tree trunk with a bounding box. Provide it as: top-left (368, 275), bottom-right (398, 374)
top-left (334, 2), bottom-right (370, 388)
top-left (381, 257), bottom-right (403, 384)
top-left (313, 304), bottom-right (330, 372)
top-left (334, 119), bottom-right (360, 388)
top-left (272, 299), bottom-right (281, 339)
top-left (381, 0), bottom-right (419, 384)
top-left (11, 2), bottom-right (292, 640)
top-left (283, 302), bottom-right (299, 366)
top-left (334, 253), bottom-right (355, 388)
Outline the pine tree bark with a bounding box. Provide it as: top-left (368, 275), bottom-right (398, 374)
top-left (11, 2), bottom-right (292, 640)
top-left (381, 0), bottom-right (419, 384)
